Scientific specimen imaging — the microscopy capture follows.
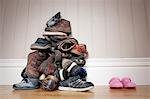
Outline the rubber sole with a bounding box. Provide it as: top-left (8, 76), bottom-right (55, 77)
top-left (58, 86), bottom-right (94, 92)
top-left (30, 44), bottom-right (51, 50)
top-left (13, 86), bottom-right (39, 90)
top-left (110, 87), bottom-right (123, 89)
top-left (43, 32), bottom-right (67, 36)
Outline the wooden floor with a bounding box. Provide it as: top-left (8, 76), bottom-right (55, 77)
top-left (0, 86), bottom-right (149, 99)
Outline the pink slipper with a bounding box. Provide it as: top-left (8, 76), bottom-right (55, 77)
top-left (121, 77), bottom-right (136, 89)
top-left (109, 77), bottom-right (123, 89)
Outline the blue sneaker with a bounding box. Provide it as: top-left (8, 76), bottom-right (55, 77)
top-left (64, 62), bottom-right (87, 78)
top-left (30, 38), bottom-right (51, 50)
top-left (13, 78), bottom-right (39, 90)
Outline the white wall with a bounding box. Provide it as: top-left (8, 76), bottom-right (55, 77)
top-left (0, 0), bottom-right (149, 59)
top-left (0, 58), bottom-right (150, 85)
top-left (0, 0), bottom-right (150, 85)
top-left (0, 0), bottom-right (2, 57)
top-left (145, 0), bottom-right (150, 56)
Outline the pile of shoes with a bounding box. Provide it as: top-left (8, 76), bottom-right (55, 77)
top-left (13, 12), bottom-right (94, 92)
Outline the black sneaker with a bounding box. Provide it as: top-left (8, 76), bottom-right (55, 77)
top-left (30, 38), bottom-right (51, 50)
top-left (13, 78), bottom-right (39, 90)
top-left (54, 69), bottom-right (69, 81)
top-left (58, 76), bottom-right (94, 91)
top-left (64, 62), bottom-right (87, 78)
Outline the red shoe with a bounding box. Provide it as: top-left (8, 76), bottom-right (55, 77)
top-left (71, 44), bottom-right (88, 58)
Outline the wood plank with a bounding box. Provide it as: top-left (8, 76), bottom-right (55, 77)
top-left (105, 0), bottom-right (120, 57)
top-left (0, 85), bottom-right (149, 99)
top-left (132, 0), bottom-right (149, 57)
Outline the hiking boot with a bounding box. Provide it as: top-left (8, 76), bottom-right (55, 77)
top-left (30, 38), bottom-right (51, 50)
top-left (45, 19), bottom-right (72, 35)
top-left (54, 50), bottom-right (62, 62)
top-left (58, 76), bottom-right (94, 91)
top-left (57, 38), bottom-right (78, 52)
top-left (22, 51), bottom-right (49, 79)
top-left (13, 78), bottom-right (39, 90)
top-left (38, 54), bottom-right (56, 75)
top-left (46, 12), bottom-right (61, 27)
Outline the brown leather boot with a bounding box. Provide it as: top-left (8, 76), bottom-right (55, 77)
top-left (22, 51), bottom-right (49, 79)
top-left (45, 19), bottom-right (71, 36)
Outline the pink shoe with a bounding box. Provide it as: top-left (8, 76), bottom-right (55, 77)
top-left (109, 77), bottom-right (123, 89)
top-left (121, 77), bottom-right (136, 89)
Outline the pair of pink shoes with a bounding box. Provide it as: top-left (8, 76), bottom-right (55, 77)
top-left (109, 77), bottom-right (136, 89)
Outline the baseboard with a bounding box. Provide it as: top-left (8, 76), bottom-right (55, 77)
top-left (0, 58), bottom-right (150, 85)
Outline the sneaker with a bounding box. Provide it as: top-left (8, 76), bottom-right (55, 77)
top-left (50, 35), bottom-right (68, 43)
top-left (43, 34), bottom-right (68, 52)
top-left (46, 12), bottom-right (61, 27)
top-left (58, 76), bottom-right (94, 91)
top-left (13, 78), bottom-right (39, 90)
top-left (30, 38), bottom-right (51, 50)
top-left (63, 61), bottom-right (87, 78)
top-left (69, 66), bottom-right (87, 78)
top-left (54, 69), bottom-right (69, 81)
top-left (71, 57), bottom-right (86, 66)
